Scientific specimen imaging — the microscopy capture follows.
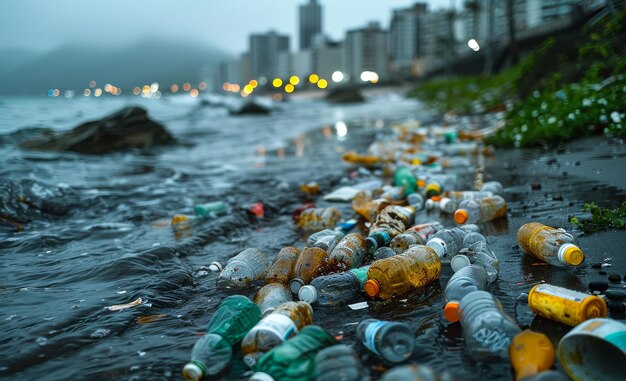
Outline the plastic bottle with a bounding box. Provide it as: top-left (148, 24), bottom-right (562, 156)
top-left (241, 301), bottom-right (314, 367)
top-left (265, 247), bottom-right (300, 285)
top-left (336, 218), bottom-right (358, 233)
top-left (443, 265), bottom-right (489, 322)
top-left (455, 240), bottom-right (500, 283)
top-left (394, 166), bottom-right (417, 197)
top-left (182, 295), bottom-right (261, 380)
top-left (390, 222), bottom-right (443, 254)
top-left (527, 284), bottom-right (607, 326)
top-left (366, 205), bottom-right (416, 254)
top-left (407, 192), bottom-right (425, 211)
top-left (255, 283), bottom-right (293, 316)
top-left (308, 229), bottom-right (345, 253)
top-left (298, 265), bottom-right (369, 306)
top-left (297, 207), bottom-right (342, 231)
top-left (447, 190), bottom-right (494, 201)
top-left (171, 214), bottom-right (204, 232)
top-left (509, 330), bottom-right (555, 381)
top-left (381, 364), bottom-right (456, 381)
top-left (481, 181), bottom-right (503, 195)
top-left (516, 223), bottom-right (584, 267)
top-left (218, 248), bottom-right (270, 288)
top-left (251, 325), bottom-right (337, 381)
top-left (439, 197), bottom-right (457, 214)
top-left (314, 344), bottom-right (366, 381)
top-left (458, 291), bottom-right (521, 361)
top-left (356, 319), bottom-right (415, 363)
top-left (352, 191), bottom-right (391, 222)
top-left (194, 201), bottom-right (229, 218)
top-left (342, 151), bottom-right (385, 167)
top-left (454, 196), bottom-right (507, 225)
top-left (426, 227), bottom-right (471, 259)
top-left (519, 371), bottom-right (569, 381)
top-left (328, 233), bottom-right (367, 270)
top-left (373, 246), bottom-right (396, 260)
top-left (290, 247), bottom-right (329, 294)
top-left (364, 245), bottom-right (441, 300)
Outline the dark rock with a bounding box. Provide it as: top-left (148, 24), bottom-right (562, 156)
top-left (325, 87), bottom-right (365, 103)
top-left (589, 281), bottom-right (608, 292)
top-left (608, 274), bottom-right (622, 283)
top-left (531, 182), bottom-right (542, 190)
top-left (599, 270), bottom-right (607, 276)
top-left (552, 195), bottom-right (563, 201)
top-left (605, 290), bottom-right (626, 301)
top-left (590, 263), bottom-right (603, 269)
top-left (608, 301), bottom-right (625, 314)
top-left (19, 106), bottom-right (176, 154)
top-left (230, 100), bottom-right (271, 115)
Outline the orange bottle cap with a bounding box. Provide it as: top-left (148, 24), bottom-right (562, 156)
top-left (454, 209), bottom-right (468, 224)
top-left (364, 279), bottom-right (381, 298)
top-left (417, 179), bottom-right (426, 188)
top-left (171, 214), bottom-right (189, 224)
top-left (431, 195), bottom-right (442, 202)
top-left (443, 301), bottom-right (460, 322)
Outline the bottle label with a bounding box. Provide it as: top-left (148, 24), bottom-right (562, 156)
top-left (364, 320), bottom-right (390, 355)
top-left (473, 327), bottom-right (512, 352)
top-left (533, 284), bottom-right (584, 302)
top-left (249, 313), bottom-right (298, 342)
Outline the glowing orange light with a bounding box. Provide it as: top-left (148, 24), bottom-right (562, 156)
top-left (285, 83), bottom-right (294, 93)
top-left (198, 82), bottom-right (207, 90)
top-left (232, 84), bottom-right (240, 92)
top-left (289, 76), bottom-right (300, 85)
top-left (170, 84), bottom-right (179, 93)
top-left (308, 74), bottom-right (319, 84)
top-left (142, 85), bottom-right (150, 94)
top-left (249, 79), bottom-right (258, 88)
top-left (243, 84), bottom-right (254, 94)
top-left (53, 89), bottom-right (60, 97)
top-left (272, 78), bottom-right (282, 87)
top-left (317, 79), bottom-right (328, 89)
top-left (190, 89), bottom-right (199, 97)
top-left (133, 87), bottom-right (140, 95)
top-left (183, 82), bottom-right (191, 92)
top-left (240, 90), bottom-right (249, 97)
top-left (94, 88), bottom-right (102, 97)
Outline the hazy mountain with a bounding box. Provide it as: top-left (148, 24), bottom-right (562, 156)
top-left (0, 40), bottom-right (229, 95)
top-left (0, 48), bottom-right (43, 75)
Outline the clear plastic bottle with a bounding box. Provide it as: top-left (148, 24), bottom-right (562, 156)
top-left (527, 284), bottom-right (607, 326)
top-left (241, 301), bottom-right (314, 367)
top-left (289, 247), bottom-right (329, 294)
top-left (298, 265), bottom-right (369, 306)
top-left (171, 214), bottom-right (204, 232)
top-left (182, 295), bottom-right (261, 380)
top-left (297, 207), bottom-right (342, 231)
top-left (265, 247), bottom-right (300, 285)
top-left (390, 221), bottom-right (444, 254)
top-left (481, 181), bottom-right (503, 195)
top-left (454, 195), bottom-right (507, 225)
top-left (255, 283), bottom-right (293, 316)
top-left (328, 233), bottom-right (367, 270)
top-left (364, 245), bottom-right (441, 300)
top-left (443, 264), bottom-right (489, 322)
top-left (218, 248), bottom-right (270, 288)
top-left (439, 197), bottom-right (457, 214)
top-left (426, 227), bottom-right (471, 259)
top-left (394, 166), bottom-right (417, 197)
top-left (516, 222), bottom-right (584, 267)
top-left (194, 201), bottom-right (229, 218)
top-left (373, 246), bottom-right (396, 260)
top-left (308, 229), bottom-right (345, 253)
top-left (381, 364), bottom-right (456, 381)
top-left (314, 344), bottom-right (367, 381)
top-left (356, 319), bottom-right (415, 363)
top-left (455, 241), bottom-right (500, 283)
top-left (447, 190), bottom-right (494, 201)
top-left (509, 330), bottom-right (556, 381)
top-left (251, 325), bottom-right (337, 381)
top-left (407, 192), bottom-right (425, 211)
top-left (352, 191), bottom-right (391, 222)
top-left (458, 291), bottom-right (521, 361)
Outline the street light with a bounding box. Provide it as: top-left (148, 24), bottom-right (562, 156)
top-left (468, 39), bottom-right (480, 52)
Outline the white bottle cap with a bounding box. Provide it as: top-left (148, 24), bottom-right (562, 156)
top-left (298, 285), bottom-right (318, 304)
top-left (182, 363), bottom-right (203, 381)
top-left (451, 255), bottom-right (471, 272)
top-left (425, 199), bottom-right (437, 210)
top-left (289, 278), bottom-right (304, 294)
top-left (208, 262), bottom-right (223, 272)
top-left (427, 238), bottom-right (446, 258)
top-left (250, 372), bottom-right (275, 381)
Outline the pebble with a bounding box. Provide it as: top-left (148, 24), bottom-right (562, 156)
top-left (608, 274), bottom-right (622, 283)
top-left (608, 301), bottom-right (625, 314)
top-left (599, 271), bottom-right (607, 276)
top-left (531, 182), bottom-right (542, 190)
top-left (589, 281), bottom-right (609, 293)
top-left (605, 290), bottom-right (626, 301)
top-left (590, 263), bottom-right (603, 269)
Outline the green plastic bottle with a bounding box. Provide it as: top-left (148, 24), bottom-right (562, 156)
top-left (394, 166), bottom-right (416, 197)
top-left (194, 201), bottom-right (229, 218)
top-left (250, 325), bottom-right (337, 381)
top-left (182, 295), bottom-right (262, 381)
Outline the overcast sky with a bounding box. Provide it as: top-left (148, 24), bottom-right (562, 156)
top-left (0, 0), bottom-right (453, 54)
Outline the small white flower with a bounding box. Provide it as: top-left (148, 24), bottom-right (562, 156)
top-left (610, 111), bottom-right (622, 123)
top-left (548, 117), bottom-right (557, 124)
top-left (521, 125), bottom-right (528, 132)
top-left (568, 113), bottom-right (576, 120)
top-left (582, 98), bottom-right (592, 107)
top-left (598, 98), bottom-right (608, 105)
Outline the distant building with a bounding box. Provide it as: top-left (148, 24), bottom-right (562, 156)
top-left (389, 3), bottom-right (428, 76)
top-left (292, 50), bottom-right (313, 77)
top-left (277, 51), bottom-right (292, 78)
top-left (219, 59), bottom-right (242, 86)
top-left (312, 40), bottom-right (344, 80)
top-left (419, 10), bottom-right (452, 59)
top-left (249, 31), bottom-right (290, 80)
top-left (344, 22), bottom-right (388, 83)
top-left (299, 0), bottom-right (322, 50)
top-left (527, 0), bottom-right (581, 27)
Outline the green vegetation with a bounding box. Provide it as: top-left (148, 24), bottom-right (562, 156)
top-left (571, 202), bottom-right (626, 232)
top-left (409, 8), bottom-right (626, 147)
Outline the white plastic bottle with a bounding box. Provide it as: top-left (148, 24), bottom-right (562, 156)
top-left (481, 181), bottom-right (503, 195)
top-left (443, 265), bottom-right (489, 322)
top-left (454, 195), bottom-right (507, 225)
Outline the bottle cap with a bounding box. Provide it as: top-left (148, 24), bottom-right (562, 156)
top-left (426, 238), bottom-right (446, 259)
top-left (365, 236), bottom-right (379, 254)
top-left (250, 372), bottom-right (275, 381)
top-left (171, 214), bottom-right (189, 225)
top-left (298, 285), bottom-right (318, 304)
top-left (289, 278), bottom-right (305, 294)
top-left (417, 179), bottom-right (427, 188)
top-left (443, 301), bottom-right (460, 322)
top-left (557, 244), bottom-right (584, 266)
top-left (182, 362), bottom-right (204, 381)
top-left (208, 261), bottom-right (222, 272)
top-left (451, 255), bottom-right (471, 272)
top-left (454, 209), bottom-right (469, 224)
top-left (364, 279), bottom-right (381, 298)
top-left (431, 195), bottom-right (442, 202)
top-left (426, 183), bottom-right (441, 197)
top-left (425, 199), bottom-right (437, 210)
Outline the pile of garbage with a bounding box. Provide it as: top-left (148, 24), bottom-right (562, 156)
top-left (173, 120), bottom-right (625, 381)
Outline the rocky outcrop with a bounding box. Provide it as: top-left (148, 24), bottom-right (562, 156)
top-left (325, 87), bottom-right (365, 103)
top-left (229, 100), bottom-right (272, 115)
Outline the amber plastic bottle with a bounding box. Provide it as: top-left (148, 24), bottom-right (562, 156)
top-left (364, 245), bottom-right (441, 300)
top-left (527, 284), bottom-right (607, 326)
top-left (327, 233), bottom-right (367, 270)
top-left (265, 247), bottom-right (300, 285)
top-left (509, 330), bottom-right (555, 381)
top-left (297, 207), bottom-right (342, 231)
top-left (454, 196), bottom-right (507, 225)
top-left (516, 223), bottom-right (584, 267)
top-left (352, 191), bottom-right (390, 222)
top-left (289, 247), bottom-right (329, 294)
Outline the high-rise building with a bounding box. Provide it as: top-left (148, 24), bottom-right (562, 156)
top-left (249, 31), bottom-right (290, 80)
top-left (344, 22), bottom-right (388, 82)
top-left (527, 0), bottom-right (581, 27)
top-left (299, 0), bottom-right (322, 50)
top-left (389, 3), bottom-right (428, 75)
top-left (311, 39), bottom-right (344, 80)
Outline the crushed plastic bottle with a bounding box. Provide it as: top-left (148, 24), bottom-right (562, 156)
top-left (381, 364), bottom-right (456, 381)
top-left (454, 196), bottom-right (507, 225)
top-left (194, 201), bottom-right (229, 218)
top-left (290, 247), bottom-right (329, 294)
top-left (314, 344), bottom-right (367, 381)
top-left (390, 222), bottom-right (443, 254)
top-left (443, 264), bottom-right (489, 322)
top-left (394, 166), bottom-right (416, 197)
top-left (218, 248), bottom-right (270, 288)
top-left (182, 295), bottom-right (261, 380)
top-left (328, 233), bottom-right (367, 270)
top-left (366, 205), bottom-right (416, 254)
top-left (438, 197), bottom-right (457, 214)
top-left (356, 319), bottom-right (415, 363)
top-left (426, 227), bottom-right (472, 259)
top-left (298, 265), bottom-right (369, 306)
top-left (509, 330), bottom-right (555, 381)
top-left (447, 190), bottom-right (494, 201)
top-left (352, 191), bottom-right (391, 222)
top-left (373, 246), bottom-right (397, 260)
top-left (254, 283), bottom-right (293, 316)
top-left (407, 192), bottom-right (425, 211)
top-left (516, 222), bottom-right (584, 267)
top-left (251, 325), bottom-right (337, 381)
top-left (265, 247), bottom-right (300, 285)
top-left (527, 284), bottom-right (607, 326)
top-left (241, 301), bottom-right (313, 367)
top-left (480, 181), bottom-right (503, 195)
top-left (308, 229), bottom-right (345, 253)
top-left (455, 242), bottom-right (500, 284)
top-left (297, 207), bottom-right (342, 231)
top-left (458, 291), bottom-right (521, 361)
top-left (364, 245), bottom-right (441, 300)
